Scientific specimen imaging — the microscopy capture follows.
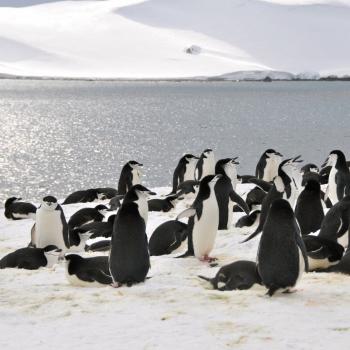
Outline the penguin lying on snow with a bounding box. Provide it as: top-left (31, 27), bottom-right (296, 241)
top-left (176, 180), bottom-right (199, 197)
top-left (95, 187), bottom-right (118, 199)
top-left (108, 196), bottom-right (123, 211)
top-left (85, 239), bottom-right (111, 252)
top-left (4, 197), bottom-right (36, 220)
top-left (302, 235), bottom-right (344, 271)
top-left (198, 260), bottom-right (261, 291)
top-left (257, 199), bottom-right (308, 296)
top-left (72, 214), bottom-right (116, 239)
top-left (149, 220), bottom-right (188, 256)
top-left (65, 254), bottom-right (112, 286)
top-left (235, 210), bottom-right (261, 228)
top-left (318, 195), bottom-right (350, 248)
top-left (245, 187), bottom-right (266, 210)
top-left (148, 194), bottom-right (183, 212)
top-left (0, 245), bottom-right (61, 270)
top-left (68, 204), bottom-right (108, 230)
top-left (62, 189), bottom-right (103, 205)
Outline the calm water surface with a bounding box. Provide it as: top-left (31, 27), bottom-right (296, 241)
top-left (1, 80), bottom-right (350, 203)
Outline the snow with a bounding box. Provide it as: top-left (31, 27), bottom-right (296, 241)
top-left (1, 185), bottom-right (350, 349)
top-left (0, 0), bottom-right (350, 80)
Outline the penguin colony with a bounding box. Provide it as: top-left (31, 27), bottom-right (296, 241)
top-left (1, 150), bottom-right (350, 296)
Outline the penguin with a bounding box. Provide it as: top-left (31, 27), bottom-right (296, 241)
top-left (121, 185), bottom-right (155, 225)
top-left (31, 196), bottom-right (70, 251)
top-left (235, 210), bottom-right (261, 228)
top-left (149, 220), bottom-right (188, 256)
top-left (319, 160), bottom-right (350, 185)
top-left (148, 194), bottom-right (182, 212)
top-left (109, 188), bottom-right (153, 287)
top-left (255, 149), bottom-right (283, 182)
top-left (108, 196), bottom-right (123, 211)
top-left (245, 187), bottom-right (267, 210)
top-left (176, 180), bottom-right (199, 197)
top-left (176, 174), bottom-right (221, 261)
top-left (169, 154), bottom-right (199, 194)
top-left (198, 260), bottom-right (262, 291)
top-left (301, 163), bottom-right (320, 186)
top-left (195, 149), bottom-right (215, 181)
top-left (85, 239), bottom-right (111, 252)
top-left (321, 245), bottom-right (350, 274)
top-left (237, 175), bottom-right (256, 184)
top-left (73, 214), bottom-right (116, 239)
top-left (0, 245), bottom-right (61, 270)
top-left (214, 158), bottom-right (249, 230)
top-left (257, 199), bottom-right (308, 296)
top-left (68, 204), bottom-right (108, 231)
top-left (322, 150), bottom-right (350, 205)
top-left (4, 197), bottom-right (36, 220)
top-left (118, 160), bottom-right (143, 195)
top-left (302, 235), bottom-right (344, 271)
top-left (62, 189), bottom-right (102, 205)
top-left (295, 179), bottom-right (324, 235)
top-left (95, 187), bottom-right (118, 199)
top-left (318, 195), bottom-right (350, 248)
top-left (65, 254), bottom-right (112, 286)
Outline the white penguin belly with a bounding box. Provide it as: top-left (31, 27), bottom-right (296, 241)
top-left (227, 201), bottom-right (234, 229)
top-left (328, 167), bottom-right (338, 204)
top-left (308, 257), bottom-right (338, 271)
top-left (263, 158), bottom-right (277, 182)
top-left (202, 158), bottom-right (215, 178)
top-left (338, 231), bottom-right (348, 249)
top-left (184, 162), bottom-right (196, 181)
top-left (135, 198), bottom-right (148, 225)
top-left (192, 199), bottom-right (219, 258)
top-left (132, 169), bottom-right (141, 185)
top-left (36, 209), bottom-right (67, 250)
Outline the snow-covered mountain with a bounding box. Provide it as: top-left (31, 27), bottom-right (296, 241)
top-left (0, 0), bottom-right (350, 80)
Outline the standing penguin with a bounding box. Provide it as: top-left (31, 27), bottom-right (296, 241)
top-left (169, 154), bottom-right (199, 194)
top-left (295, 179), bottom-right (324, 235)
top-left (108, 187), bottom-right (153, 287)
top-left (118, 160), bottom-right (143, 195)
top-left (318, 195), bottom-right (350, 248)
top-left (214, 158), bottom-right (249, 230)
top-left (255, 149), bottom-right (283, 182)
top-left (195, 149), bottom-right (215, 181)
top-left (31, 196), bottom-right (70, 252)
top-left (257, 199), bottom-right (308, 296)
top-left (4, 197), bottom-right (36, 220)
top-left (322, 150), bottom-right (350, 205)
top-left (176, 174), bottom-right (221, 261)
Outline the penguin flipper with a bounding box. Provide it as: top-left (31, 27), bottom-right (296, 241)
top-left (267, 286), bottom-right (279, 297)
top-left (295, 228), bottom-right (309, 272)
top-left (240, 226), bottom-right (262, 243)
top-left (93, 270), bottom-right (113, 285)
top-left (177, 208), bottom-right (196, 220)
top-left (248, 178), bottom-right (272, 193)
top-left (338, 213), bottom-right (349, 238)
top-left (229, 191), bottom-right (249, 214)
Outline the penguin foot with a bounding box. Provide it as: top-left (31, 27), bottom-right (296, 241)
top-left (111, 282), bottom-right (122, 288)
top-left (283, 288), bottom-right (297, 294)
top-left (200, 255), bottom-right (217, 263)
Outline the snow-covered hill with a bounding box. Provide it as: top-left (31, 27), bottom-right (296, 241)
top-left (0, 0), bottom-right (350, 80)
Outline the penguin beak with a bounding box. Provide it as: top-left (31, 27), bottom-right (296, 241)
top-left (321, 157), bottom-right (330, 168)
top-left (231, 157), bottom-right (239, 165)
top-left (275, 152), bottom-right (283, 157)
top-left (292, 155), bottom-right (303, 163)
top-left (147, 191), bottom-right (156, 196)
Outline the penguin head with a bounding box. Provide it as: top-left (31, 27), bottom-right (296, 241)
top-left (129, 160), bottom-right (143, 170)
top-left (301, 163), bottom-right (319, 175)
top-left (202, 149), bottom-right (214, 159)
top-left (200, 174), bottom-right (222, 190)
top-left (64, 254), bottom-right (83, 274)
top-left (95, 204), bottom-right (108, 214)
top-left (41, 196), bottom-right (58, 211)
top-left (215, 158), bottom-right (238, 178)
top-left (184, 154), bottom-right (199, 164)
top-left (269, 199), bottom-right (294, 219)
top-left (323, 150), bottom-right (346, 168)
top-left (134, 185), bottom-right (156, 200)
top-left (4, 197), bottom-right (21, 208)
top-left (265, 149), bottom-right (283, 159)
top-left (43, 245), bottom-right (62, 267)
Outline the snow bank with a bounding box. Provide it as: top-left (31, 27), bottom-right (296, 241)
top-left (1, 185), bottom-right (350, 349)
top-left (0, 0), bottom-right (349, 79)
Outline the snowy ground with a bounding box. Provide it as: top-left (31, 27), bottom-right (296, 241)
top-left (1, 185), bottom-right (350, 349)
top-left (0, 0), bottom-right (350, 80)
